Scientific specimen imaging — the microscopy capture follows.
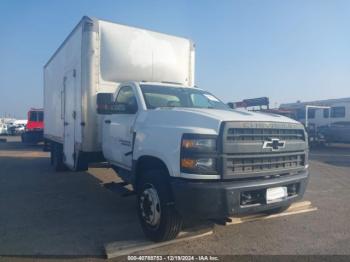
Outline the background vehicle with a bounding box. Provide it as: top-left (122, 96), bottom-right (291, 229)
top-left (280, 97), bottom-right (350, 128)
top-left (7, 124), bottom-right (17, 136)
top-left (318, 121), bottom-right (350, 143)
top-left (21, 108), bottom-right (44, 144)
top-left (0, 123), bottom-right (9, 135)
top-left (45, 16), bottom-right (309, 242)
top-left (13, 124), bottom-right (25, 134)
top-left (13, 120), bottom-right (27, 135)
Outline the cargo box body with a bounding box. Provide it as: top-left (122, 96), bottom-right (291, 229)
top-left (44, 16), bottom-right (195, 157)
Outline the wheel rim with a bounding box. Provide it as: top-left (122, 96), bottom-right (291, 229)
top-left (139, 184), bottom-right (161, 227)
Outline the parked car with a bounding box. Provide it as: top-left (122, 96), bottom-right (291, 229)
top-left (0, 123), bottom-right (9, 135)
top-left (7, 124), bottom-right (17, 136)
top-left (15, 124), bottom-right (26, 134)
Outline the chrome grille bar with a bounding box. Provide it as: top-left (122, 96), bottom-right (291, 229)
top-left (226, 153), bottom-right (305, 175)
top-left (227, 128), bottom-right (305, 142)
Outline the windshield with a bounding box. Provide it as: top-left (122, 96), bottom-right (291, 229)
top-left (29, 111), bottom-right (44, 122)
top-left (141, 85), bottom-right (229, 110)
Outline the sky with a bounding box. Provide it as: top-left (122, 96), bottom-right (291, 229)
top-left (1, 0), bottom-right (350, 118)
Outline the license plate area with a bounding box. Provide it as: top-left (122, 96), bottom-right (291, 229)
top-left (239, 183), bottom-right (299, 207)
top-left (266, 186), bottom-right (288, 203)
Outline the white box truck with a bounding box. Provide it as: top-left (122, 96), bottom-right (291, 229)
top-left (44, 16), bottom-right (309, 242)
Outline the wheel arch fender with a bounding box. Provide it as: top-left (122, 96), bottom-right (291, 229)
top-left (133, 155), bottom-right (173, 190)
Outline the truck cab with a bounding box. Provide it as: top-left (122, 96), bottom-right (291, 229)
top-left (98, 81), bottom-right (309, 242)
top-left (21, 108), bottom-right (44, 144)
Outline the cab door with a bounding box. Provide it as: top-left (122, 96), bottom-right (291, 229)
top-left (102, 86), bottom-right (138, 169)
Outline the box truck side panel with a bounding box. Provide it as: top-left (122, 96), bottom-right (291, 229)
top-left (44, 17), bottom-right (196, 160)
top-left (80, 19), bottom-right (101, 152)
top-left (98, 20), bottom-right (194, 87)
top-left (44, 24), bottom-right (83, 150)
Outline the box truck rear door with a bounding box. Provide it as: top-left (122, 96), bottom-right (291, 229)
top-left (63, 73), bottom-right (76, 168)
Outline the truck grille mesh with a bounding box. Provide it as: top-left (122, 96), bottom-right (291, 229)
top-left (227, 128), bottom-right (305, 142)
top-left (226, 153), bottom-right (305, 175)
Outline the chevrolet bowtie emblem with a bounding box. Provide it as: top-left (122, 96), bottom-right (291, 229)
top-left (263, 138), bottom-right (286, 151)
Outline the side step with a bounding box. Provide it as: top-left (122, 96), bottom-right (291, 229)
top-left (103, 182), bottom-right (136, 197)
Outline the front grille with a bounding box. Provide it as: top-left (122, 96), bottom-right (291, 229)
top-left (227, 128), bottom-right (305, 142)
top-left (226, 152), bottom-right (305, 176)
top-left (222, 122), bottom-right (308, 179)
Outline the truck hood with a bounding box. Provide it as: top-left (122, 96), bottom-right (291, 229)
top-left (136, 107), bottom-right (303, 137)
top-left (167, 108), bottom-right (301, 124)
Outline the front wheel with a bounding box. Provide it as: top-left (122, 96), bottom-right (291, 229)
top-left (74, 151), bottom-right (88, 171)
top-left (137, 170), bottom-right (183, 242)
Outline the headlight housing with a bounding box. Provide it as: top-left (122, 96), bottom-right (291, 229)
top-left (182, 137), bottom-right (216, 151)
top-left (180, 134), bottom-right (219, 175)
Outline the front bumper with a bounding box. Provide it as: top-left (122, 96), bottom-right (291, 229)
top-left (171, 170), bottom-right (309, 220)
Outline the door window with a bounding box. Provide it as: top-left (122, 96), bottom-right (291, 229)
top-left (115, 86), bottom-right (138, 114)
top-left (308, 109), bottom-right (315, 119)
top-left (331, 107), bottom-right (345, 118)
top-left (323, 109), bottom-right (329, 118)
top-left (29, 111), bottom-right (44, 121)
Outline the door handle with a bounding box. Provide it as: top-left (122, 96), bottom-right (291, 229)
top-left (64, 122), bottom-right (69, 126)
top-left (104, 119), bottom-right (111, 124)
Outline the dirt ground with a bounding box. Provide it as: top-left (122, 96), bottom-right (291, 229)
top-left (0, 136), bottom-right (349, 261)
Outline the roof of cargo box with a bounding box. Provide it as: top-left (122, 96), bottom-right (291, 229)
top-left (101, 20), bottom-right (194, 85)
top-left (44, 16), bottom-right (194, 67)
top-left (44, 16), bottom-right (92, 68)
top-left (95, 16), bottom-right (192, 40)
top-left (29, 108), bottom-right (43, 112)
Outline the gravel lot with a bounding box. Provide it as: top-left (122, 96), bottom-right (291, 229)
top-left (0, 137), bottom-right (349, 261)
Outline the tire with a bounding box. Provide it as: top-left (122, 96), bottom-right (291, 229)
top-left (43, 141), bottom-right (50, 152)
top-left (52, 143), bottom-right (66, 171)
top-left (137, 169), bottom-right (183, 242)
top-left (50, 144), bottom-right (54, 166)
top-left (74, 151), bottom-right (88, 171)
top-left (21, 133), bottom-right (26, 143)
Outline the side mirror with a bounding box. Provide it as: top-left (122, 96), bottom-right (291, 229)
top-left (97, 93), bottom-right (114, 114)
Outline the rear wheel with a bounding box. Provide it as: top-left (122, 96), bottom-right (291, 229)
top-left (50, 144), bottom-right (54, 165)
top-left (52, 143), bottom-right (66, 171)
top-left (43, 140), bottom-right (50, 152)
top-left (21, 133), bottom-right (26, 143)
top-left (137, 169), bottom-right (183, 242)
top-left (74, 151), bottom-right (88, 171)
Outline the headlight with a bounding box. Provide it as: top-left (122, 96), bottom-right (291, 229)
top-left (180, 134), bottom-right (218, 175)
top-left (181, 137), bottom-right (216, 152)
top-left (181, 157), bottom-right (217, 172)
